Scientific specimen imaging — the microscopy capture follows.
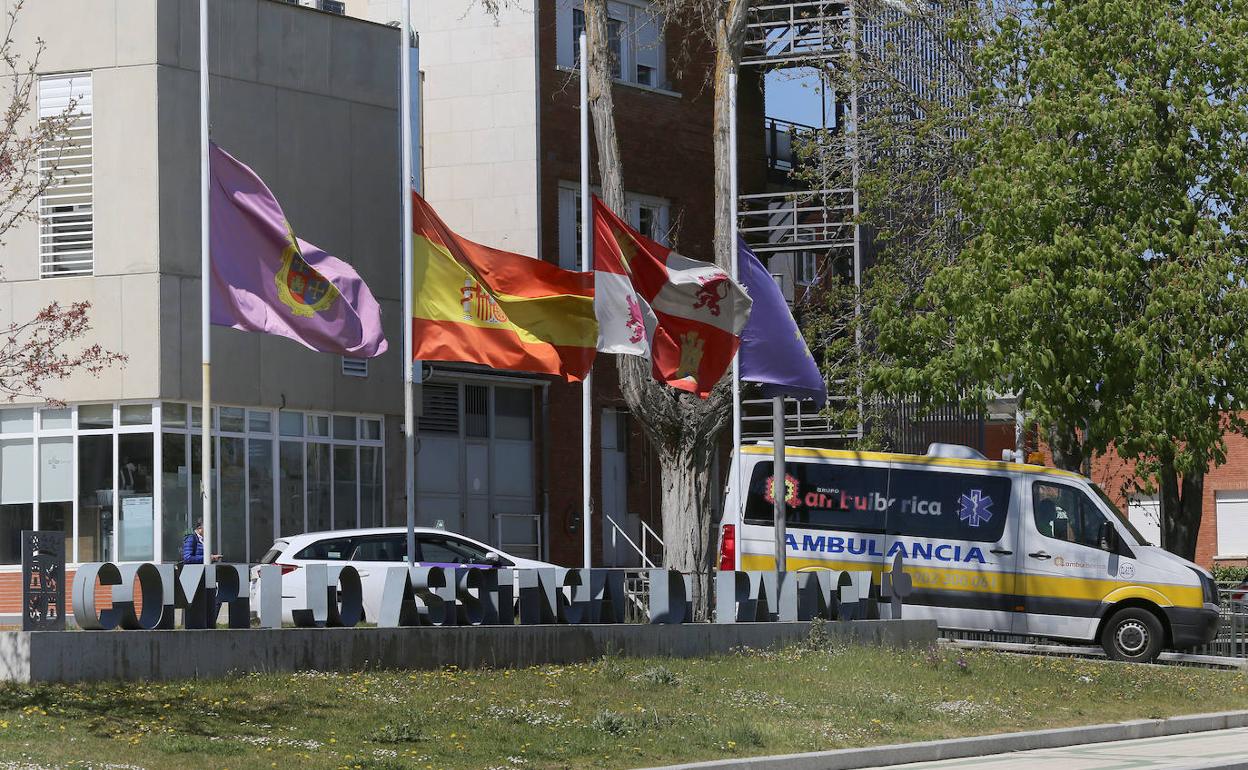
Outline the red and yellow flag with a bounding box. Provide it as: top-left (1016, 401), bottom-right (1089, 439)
top-left (411, 193), bottom-right (597, 380)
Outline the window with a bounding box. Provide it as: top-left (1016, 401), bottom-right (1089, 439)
top-left (557, 182), bottom-right (670, 269)
top-left (0, 402), bottom-right (383, 565)
top-left (418, 534), bottom-right (497, 565)
top-left (351, 535), bottom-right (407, 562)
top-left (38, 73), bottom-right (94, 278)
top-left (561, 2), bottom-right (665, 89)
top-left (495, 388), bottom-right (533, 440)
top-left (795, 252), bottom-right (819, 286)
top-left (296, 536), bottom-right (355, 561)
top-left (1033, 482), bottom-right (1119, 552)
top-left (744, 461), bottom-right (1012, 543)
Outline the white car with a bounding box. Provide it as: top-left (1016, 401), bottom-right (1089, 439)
top-left (251, 526), bottom-right (558, 623)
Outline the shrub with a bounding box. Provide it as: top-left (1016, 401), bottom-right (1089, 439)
top-left (1212, 565), bottom-right (1248, 585)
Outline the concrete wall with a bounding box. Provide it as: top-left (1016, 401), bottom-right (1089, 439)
top-left (357, 0), bottom-right (542, 255)
top-left (0, 0), bottom-right (166, 402)
top-left (0, 619), bottom-right (938, 682)
top-left (155, 0), bottom-right (404, 417)
top-left (0, 0), bottom-right (406, 415)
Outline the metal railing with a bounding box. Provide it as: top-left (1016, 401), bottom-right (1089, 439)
top-left (744, 1), bottom-right (852, 66)
top-left (739, 188), bottom-right (856, 254)
top-left (1192, 588), bottom-right (1248, 659)
top-left (495, 512), bottom-right (542, 561)
top-left (602, 513), bottom-right (665, 569)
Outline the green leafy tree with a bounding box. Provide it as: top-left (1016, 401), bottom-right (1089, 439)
top-left (868, 0), bottom-right (1248, 559)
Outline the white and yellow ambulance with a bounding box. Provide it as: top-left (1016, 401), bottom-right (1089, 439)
top-left (718, 443), bottom-right (1221, 662)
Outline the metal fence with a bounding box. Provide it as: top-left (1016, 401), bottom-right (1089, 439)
top-left (1191, 588), bottom-right (1248, 658)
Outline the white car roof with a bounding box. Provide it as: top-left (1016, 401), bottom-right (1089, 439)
top-left (269, 527), bottom-right (491, 552)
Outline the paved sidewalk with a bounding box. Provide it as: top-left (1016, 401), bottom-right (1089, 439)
top-left (878, 727), bottom-right (1248, 770)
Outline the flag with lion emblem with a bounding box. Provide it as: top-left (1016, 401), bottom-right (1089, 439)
top-left (209, 143), bottom-right (388, 357)
top-left (592, 197), bottom-right (751, 398)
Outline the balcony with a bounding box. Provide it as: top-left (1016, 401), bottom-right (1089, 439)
top-left (743, 1), bottom-right (852, 67)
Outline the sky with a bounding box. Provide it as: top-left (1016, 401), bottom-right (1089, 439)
top-left (765, 68), bottom-right (835, 128)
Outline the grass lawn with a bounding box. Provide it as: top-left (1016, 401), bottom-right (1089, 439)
top-left (0, 635), bottom-right (1245, 770)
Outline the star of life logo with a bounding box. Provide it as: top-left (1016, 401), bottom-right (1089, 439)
top-left (957, 489), bottom-right (994, 528)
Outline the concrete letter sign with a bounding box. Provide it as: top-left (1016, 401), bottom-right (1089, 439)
top-left (115, 562), bottom-right (168, 630)
top-left (880, 554), bottom-right (912, 620)
top-left (326, 565), bottom-right (363, 627)
top-left (455, 568), bottom-right (485, 626)
top-left (517, 568), bottom-right (557, 624)
top-left (377, 566), bottom-right (420, 627)
top-left (647, 570), bottom-right (692, 624)
top-left (211, 565), bottom-right (251, 629)
top-left (715, 571), bottom-right (750, 623)
top-left (596, 569), bottom-right (627, 624)
top-left (72, 562), bottom-right (122, 631)
top-left (255, 564), bottom-right (283, 629)
top-left (557, 568), bottom-right (588, 624)
top-left (176, 563), bottom-right (214, 629)
top-left (412, 566), bottom-right (456, 626)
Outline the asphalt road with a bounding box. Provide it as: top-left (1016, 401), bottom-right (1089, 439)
top-left (876, 727), bottom-right (1248, 770)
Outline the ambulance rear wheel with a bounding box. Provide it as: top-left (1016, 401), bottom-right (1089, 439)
top-left (1101, 607), bottom-right (1163, 663)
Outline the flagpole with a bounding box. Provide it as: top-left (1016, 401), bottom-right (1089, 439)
top-left (199, 0), bottom-right (213, 579)
top-left (401, 0), bottom-right (417, 570)
top-left (579, 31), bottom-right (592, 570)
top-left (728, 70), bottom-right (743, 572)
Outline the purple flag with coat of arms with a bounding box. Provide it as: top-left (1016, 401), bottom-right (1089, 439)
top-left (209, 143), bottom-right (388, 357)
top-left (737, 238), bottom-right (827, 406)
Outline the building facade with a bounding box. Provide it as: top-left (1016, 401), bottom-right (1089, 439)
top-left (0, 0), bottom-right (409, 614)
top-left (0, 0), bottom-right (764, 617)
top-left (350, 0), bottom-right (765, 569)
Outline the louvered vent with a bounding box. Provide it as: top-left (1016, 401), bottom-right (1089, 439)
top-left (341, 357), bottom-right (368, 377)
top-left (38, 73), bottom-right (93, 278)
top-left (419, 383), bottom-right (459, 433)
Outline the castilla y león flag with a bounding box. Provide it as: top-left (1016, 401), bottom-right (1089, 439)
top-left (592, 197), bottom-right (751, 398)
top-left (410, 193), bottom-right (597, 381)
top-left (209, 143), bottom-right (388, 357)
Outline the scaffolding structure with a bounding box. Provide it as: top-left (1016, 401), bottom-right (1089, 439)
top-left (738, 0), bottom-right (862, 444)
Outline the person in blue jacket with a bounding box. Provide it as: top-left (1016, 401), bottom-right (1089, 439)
top-left (180, 520), bottom-right (221, 565)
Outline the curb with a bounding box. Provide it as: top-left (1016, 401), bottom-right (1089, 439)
top-left (632, 710), bottom-right (1248, 770)
top-left (943, 638), bottom-right (1248, 670)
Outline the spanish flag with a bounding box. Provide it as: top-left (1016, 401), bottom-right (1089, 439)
top-left (411, 193), bottom-right (597, 380)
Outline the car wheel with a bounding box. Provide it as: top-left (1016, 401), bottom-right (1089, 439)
top-left (1101, 607), bottom-right (1164, 663)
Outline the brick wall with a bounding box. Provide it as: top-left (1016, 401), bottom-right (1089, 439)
top-left (1031, 424), bottom-right (1248, 568)
top-left (536, 1), bottom-right (767, 567)
top-left (0, 569), bottom-right (120, 618)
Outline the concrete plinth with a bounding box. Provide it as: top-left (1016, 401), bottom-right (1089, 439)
top-left (0, 619), bottom-right (936, 683)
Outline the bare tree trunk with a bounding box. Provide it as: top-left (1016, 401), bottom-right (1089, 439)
top-left (584, 0), bottom-right (625, 212)
top-left (584, 0), bottom-right (752, 619)
top-left (1047, 424), bottom-right (1084, 473)
top-left (1158, 459), bottom-right (1202, 561)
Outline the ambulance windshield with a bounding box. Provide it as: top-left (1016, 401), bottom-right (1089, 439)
top-left (1091, 484), bottom-right (1151, 546)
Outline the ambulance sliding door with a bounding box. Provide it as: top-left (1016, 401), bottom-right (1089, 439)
top-left (882, 464), bottom-right (1022, 635)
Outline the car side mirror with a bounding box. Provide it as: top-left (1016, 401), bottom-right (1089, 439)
top-left (482, 551), bottom-right (502, 565)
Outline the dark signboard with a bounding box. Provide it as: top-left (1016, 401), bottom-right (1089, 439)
top-left (22, 530), bottom-right (65, 631)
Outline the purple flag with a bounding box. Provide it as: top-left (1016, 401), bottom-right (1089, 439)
top-left (209, 143), bottom-right (388, 357)
top-left (737, 239), bottom-right (827, 405)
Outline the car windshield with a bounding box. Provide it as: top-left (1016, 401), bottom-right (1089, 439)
top-left (1091, 484), bottom-right (1151, 546)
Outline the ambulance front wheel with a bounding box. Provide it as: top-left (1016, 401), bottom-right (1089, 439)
top-left (1101, 607), bottom-right (1163, 663)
